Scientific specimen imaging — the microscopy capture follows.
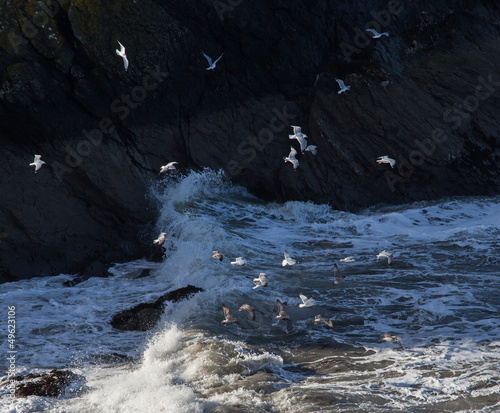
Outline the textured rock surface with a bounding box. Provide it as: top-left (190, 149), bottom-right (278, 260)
top-left (14, 369), bottom-right (83, 397)
top-left (0, 0), bottom-right (499, 281)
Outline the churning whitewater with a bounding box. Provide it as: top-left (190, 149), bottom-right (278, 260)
top-left (1, 169), bottom-right (500, 412)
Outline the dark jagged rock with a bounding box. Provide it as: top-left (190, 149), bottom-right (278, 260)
top-left (111, 285), bottom-right (203, 331)
top-left (63, 260), bottom-right (110, 286)
top-left (1, 1), bottom-right (499, 281)
top-left (14, 369), bottom-right (83, 398)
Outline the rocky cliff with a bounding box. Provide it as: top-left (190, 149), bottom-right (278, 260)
top-left (1, 0), bottom-right (499, 281)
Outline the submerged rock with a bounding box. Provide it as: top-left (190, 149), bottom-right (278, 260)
top-left (63, 260), bottom-right (110, 287)
top-left (111, 285), bottom-right (203, 331)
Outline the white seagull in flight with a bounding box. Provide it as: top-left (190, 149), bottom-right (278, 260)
top-left (153, 232), bottom-right (167, 246)
top-left (376, 250), bottom-right (393, 266)
top-left (159, 162), bottom-right (178, 173)
top-left (116, 41), bottom-right (129, 71)
top-left (376, 156), bottom-right (396, 168)
top-left (299, 293), bottom-right (315, 308)
top-left (202, 52), bottom-right (223, 70)
top-left (231, 257), bottom-right (246, 266)
top-left (29, 155), bottom-right (45, 173)
top-left (304, 145), bottom-right (317, 155)
top-left (252, 273), bottom-right (268, 290)
top-left (366, 29), bottom-right (389, 38)
top-left (284, 147), bottom-right (299, 169)
top-left (335, 78), bottom-right (351, 94)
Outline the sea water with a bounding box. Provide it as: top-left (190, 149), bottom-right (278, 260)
top-left (1, 169), bottom-right (499, 412)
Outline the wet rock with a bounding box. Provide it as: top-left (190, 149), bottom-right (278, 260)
top-left (63, 260), bottom-right (110, 287)
top-left (14, 369), bottom-right (83, 398)
top-left (111, 285), bottom-right (203, 331)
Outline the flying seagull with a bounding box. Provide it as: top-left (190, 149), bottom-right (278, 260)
top-left (333, 263), bottom-right (340, 277)
top-left (366, 29), bottom-right (389, 38)
top-left (221, 304), bottom-right (237, 325)
top-left (380, 80), bottom-right (390, 89)
top-left (335, 78), bottom-right (351, 94)
top-left (376, 156), bottom-right (396, 168)
top-left (153, 232), bottom-right (167, 246)
top-left (304, 145), bottom-right (317, 155)
top-left (376, 250), bottom-right (393, 266)
top-left (289, 133), bottom-right (308, 153)
top-left (299, 293), bottom-right (315, 308)
top-left (116, 41), bottom-right (129, 71)
top-left (231, 257), bottom-right (246, 266)
top-left (29, 155), bottom-right (45, 173)
top-left (282, 251), bottom-right (296, 266)
top-left (252, 273), bottom-right (268, 290)
top-left (284, 146), bottom-right (299, 169)
top-left (380, 333), bottom-right (401, 344)
top-left (159, 162), bottom-right (178, 173)
top-left (238, 304), bottom-right (255, 321)
top-left (275, 299), bottom-right (290, 320)
top-left (340, 257), bottom-right (355, 263)
top-left (210, 250), bottom-right (223, 261)
top-left (313, 314), bottom-right (334, 328)
top-left (202, 52), bottom-right (223, 70)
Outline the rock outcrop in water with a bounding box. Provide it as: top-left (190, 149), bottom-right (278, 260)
top-left (13, 369), bottom-right (83, 397)
top-left (111, 285), bottom-right (203, 331)
top-left (1, 0), bottom-right (500, 281)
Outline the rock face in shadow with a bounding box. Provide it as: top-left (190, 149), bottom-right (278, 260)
top-left (0, 0), bottom-right (499, 281)
top-left (111, 285), bottom-right (203, 331)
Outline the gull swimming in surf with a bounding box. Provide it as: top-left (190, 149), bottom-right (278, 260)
top-left (221, 304), bottom-right (237, 325)
top-left (304, 145), bottom-right (317, 155)
top-left (238, 304), bottom-right (255, 321)
top-left (366, 29), bottom-right (389, 38)
top-left (159, 162), bottom-right (178, 173)
top-left (252, 273), bottom-right (268, 290)
top-left (116, 41), bottom-right (129, 71)
top-left (299, 293), bottom-right (315, 308)
top-left (284, 147), bottom-right (299, 169)
top-left (282, 251), bottom-right (296, 266)
top-left (29, 155), bottom-right (45, 173)
top-left (153, 232), bottom-right (167, 246)
top-left (210, 250), bottom-right (223, 261)
top-left (380, 333), bottom-right (401, 344)
top-left (335, 78), bottom-right (351, 94)
top-left (340, 257), bottom-right (355, 263)
top-left (202, 52), bottom-right (223, 70)
top-left (313, 314), bottom-right (334, 328)
top-left (376, 250), bottom-right (393, 266)
top-left (376, 156), bottom-right (396, 168)
top-left (231, 257), bottom-right (246, 266)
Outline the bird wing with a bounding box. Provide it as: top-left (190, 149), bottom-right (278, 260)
top-left (213, 53), bottom-right (223, 65)
top-left (117, 40), bottom-right (125, 53)
top-left (276, 299), bottom-right (285, 314)
top-left (299, 294), bottom-right (309, 304)
top-left (305, 145), bottom-right (317, 155)
top-left (335, 78), bottom-right (346, 88)
top-left (202, 52), bottom-right (213, 66)
top-left (291, 125), bottom-right (302, 135)
top-left (167, 162), bottom-right (178, 167)
top-left (123, 55), bottom-right (129, 70)
top-left (365, 28), bottom-right (377, 36)
top-left (222, 304), bottom-right (232, 319)
top-left (289, 147), bottom-right (298, 157)
top-left (34, 155), bottom-right (42, 162)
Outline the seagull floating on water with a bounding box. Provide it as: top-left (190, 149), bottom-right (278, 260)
top-left (380, 333), bottom-right (401, 344)
top-left (299, 293), bottom-right (315, 308)
top-left (313, 314), bottom-right (334, 328)
top-left (366, 29), bottom-right (389, 38)
top-left (376, 156), bottom-right (396, 168)
top-left (238, 304), bottom-right (255, 321)
top-left (221, 304), bottom-right (237, 325)
top-left (284, 147), bottom-right (299, 169)
top-left (153, 232), bottom-right (167, 246)
top-left (335, 78), bottom-right (351, 94)
top-left (340, 257), bottom-right (355, 263)
top-left (159, 162), bottom-right (178, 173)
top-left (116, 41), bottom-right (129, 71)
top-left (282, 251), bottom-right (296, 266)
top-left (202, 52), bottom-right (223, 70)
top-left (210, 250), bottom-right (223, 261)
top-left (252, 273), bottom-right (268, 290)
top-left (376, 250), bottom-right (393, 266)
top-left (29, 155), bottom-right (45, 173)
top-left (231, 257), bottom-right (246, 266)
